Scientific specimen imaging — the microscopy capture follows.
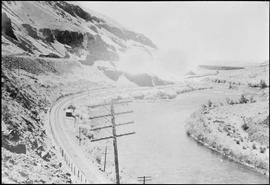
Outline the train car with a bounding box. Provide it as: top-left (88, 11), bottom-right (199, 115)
top-left (65, 109), bottom-right (73, 117)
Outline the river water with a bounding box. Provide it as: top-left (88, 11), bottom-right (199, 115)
top-left (117, 89), bottom-right (269, 184)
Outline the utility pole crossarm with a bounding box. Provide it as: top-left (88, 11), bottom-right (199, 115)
top-left (91, 136), bottom-right (113, 142)
top-left (91, 132), bottom-right (136, 142)
top-left (138, 176), bottom-right (152, 179)
top-left (114, 110), bottom-right (133, 116)
top-left (89, 100), bottom-right (132, 108)
top-left (89, 111), bottom-right (133, 119)
top-left (89, 114), bottom-right (111, 119)
top-left (90, 121), bottom-right (134, 131)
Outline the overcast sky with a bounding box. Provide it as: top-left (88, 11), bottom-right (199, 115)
top-left (73, 1), bottom-right (269, 76)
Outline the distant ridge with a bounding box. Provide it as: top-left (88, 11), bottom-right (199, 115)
top-left (199, 65), bottom-right (244, 70)
top-left (185, 71), bottom-right (196, 76)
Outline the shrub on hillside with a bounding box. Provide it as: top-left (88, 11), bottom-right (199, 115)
top-left (228, 82), bottom-right (233, 89)
top-left (259, 80), bottom-right (267, 89)
top-left (201, 104), bottom-right (208, 113)
top-left (249, 96), bottom-right (256, 103)
top-left (239, 94), bottom-right (248, 104)
top-left (67, 104), bottom-right (76, 110)
top-left (226, 94), bottom-right (255, 105)
top-left (252, 143), bottom-right (257, 150)
top-left (248, 83), bottom-right (259, 88)
top-left (207, 99), bottom-right (213, 107)
top-left (226, 98), bottom-right (235, 105)
top-left (95, 156), bottom-right (101, 164)
top-left (241, 123), bottom-right (249, 131)
top-left (256, 160), bottom-right (268, 170)
top-left (213, 79), bottom-right (226, 83)
top-left (248, 79), bottom-right (268, 89)
top-left (260, 146), bottom-right (266, 154)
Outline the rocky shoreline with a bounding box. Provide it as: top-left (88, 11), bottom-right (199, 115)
top-left (187, 132), bottom-right (269, 177)
top-left (185, 102), bottom-right (269, 178)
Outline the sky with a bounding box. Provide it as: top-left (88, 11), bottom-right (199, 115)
top-left (73, 1), bottom-right (269, 77)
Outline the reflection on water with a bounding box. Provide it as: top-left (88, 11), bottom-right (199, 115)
top-left (117, 90), bottom-right (269, 184)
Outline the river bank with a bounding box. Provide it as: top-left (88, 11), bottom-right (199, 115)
top-left (187, 132), bottom-right (269, 177)
top-left (185, 100), bottom-right (269, 177)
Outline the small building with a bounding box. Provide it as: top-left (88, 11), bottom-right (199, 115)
top-left (65, 109), bottom-right (73, 117)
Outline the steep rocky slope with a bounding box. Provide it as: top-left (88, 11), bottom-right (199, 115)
top-left (1, 55), bottom-right (114, 183)
top-left (2, 1), bottom-right (156, 63)
top-left (2, 1), bottom-right (173, 87)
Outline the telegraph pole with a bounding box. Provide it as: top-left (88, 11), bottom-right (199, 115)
top-left (111, 99), bottom-right (120, 184)
top-left (74, 116), bottom-right (76, 128)
top-left (78, 127), bottom-right (81, 145)
top-left (18, 60), bottom-right (20, 76)
top-left (103, 145), bottom-right (107, 172)
top-left (137, 176), bottom-right (152, 184)
top-left (89, 99), bottom-right (135, 184)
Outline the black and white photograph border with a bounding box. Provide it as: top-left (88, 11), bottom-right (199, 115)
top-left (1, 1), bottom-right (269, 184)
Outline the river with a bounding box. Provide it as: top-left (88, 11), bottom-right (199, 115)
top-left (116, 89), bottom-right (269, 184)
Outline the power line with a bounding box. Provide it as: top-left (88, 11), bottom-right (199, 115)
top-left (90, 98), bottom-right (135, 184)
